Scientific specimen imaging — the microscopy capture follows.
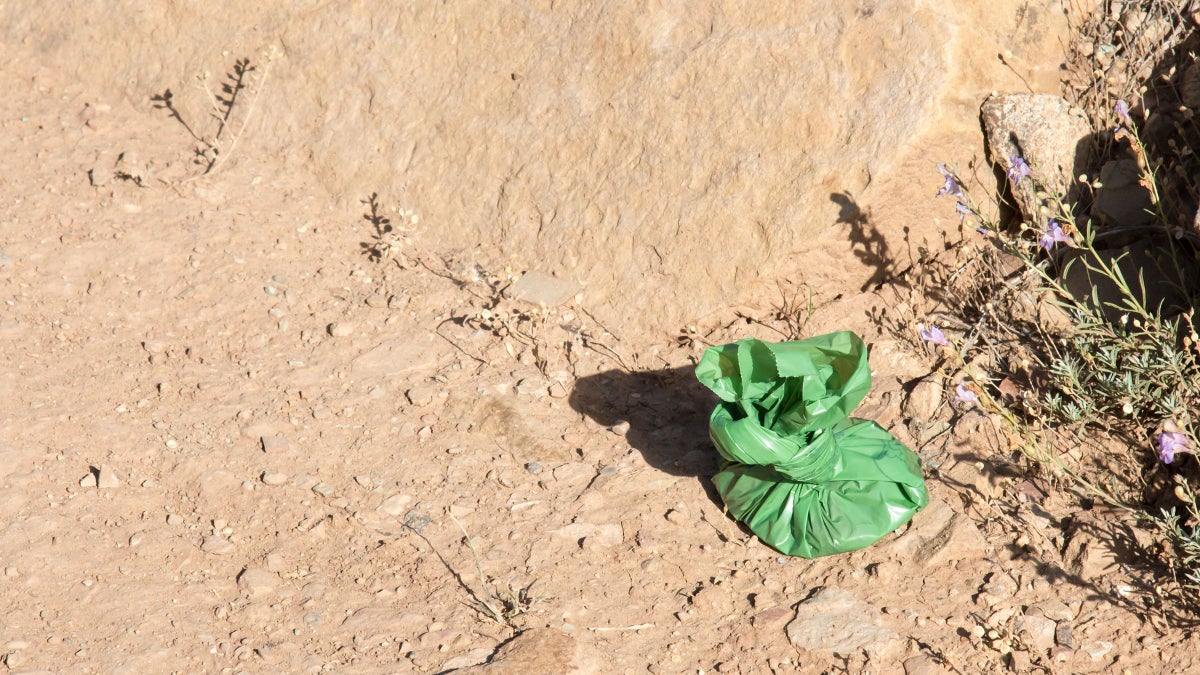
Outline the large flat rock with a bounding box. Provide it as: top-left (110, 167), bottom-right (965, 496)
top-left (7, 1), bottom-right (1069, 336)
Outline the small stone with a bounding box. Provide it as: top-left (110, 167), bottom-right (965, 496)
top-left (261, 472), bottom-right (289, 486)
top-left (403, 510), bottom-right (431, 532)
top-left (378, 494), bottom-right (414, 516)
top-left (260, 435), bottom-right (290, 453)
top-left (406, 387), bottom-right (434, 406)
top-left (201, 535), bottom-right (235, 555)
top-left (610, 420), bottom-right (631, 435)
top-left (903, 377), bottom-right (943, 421)
top-left (902, 654), bottom-right (948, 675)
top-left (515, 378), bottom-right (549, 398)
top-left (79, 472), bottom-right (97, 488)
top-left (1083, 640), bottom-right (1113, 660)
top-left (508, 270), bottom-right (580, 307)
top-left (524, 462), bottom-right (543, 475)
top-left (312, 482), bottom-right (335, 498)
top-left (97, 465), bottom-right (121, 489)
top-left (751, 606), bottom-right (795, 633)
top-left (166, 514), bottom-right (183, 526)
top-left (1054, 621), bottom-right (1074, 649)
top-left (665, 508), bottom-right (688, 525)
top-left (128, 532), bottom-right (144, 547)
top-left (327, 321), bottom-right (354, 337)
top-left (1015, 614), bottom-right (1056, 652)
top-left (237, 567), bottom-right (278, 597)
top-left (354, 475), bottom-right (373, 488)
top-left (1026, 598), bottom-right (1074, 622)
top-left (142, 340), bottom-right (168, 354)
top-left (4, 652), bottom-right (27, 669)
top-left (303, 611), bottom-right (322, 627)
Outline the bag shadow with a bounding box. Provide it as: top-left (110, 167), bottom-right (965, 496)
top-left (569, 365), bottom-right (720, 480)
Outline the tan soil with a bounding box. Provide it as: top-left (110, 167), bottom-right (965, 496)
top-left (2, 11), bottom-right (1199, 675)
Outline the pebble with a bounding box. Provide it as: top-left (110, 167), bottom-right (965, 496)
top-left (237, 567), bottom-right (278, 597)
top-left (515, 378), bottom-right (549, 397)
top-left (524, 461), bottom-right (543, 475)
top-left (260, 435), bottom-right (290, 453)
top-left (902, 377), bottom-right (944, 421)
top-left (610, 420), bottom-right (631, 435)
top-left (312, 482), bottom-right (335, 498)
top-left (354, 475), bottom-right (373, 488)
top-left (79, 472), bottom-right (97, 488)
top-left (1027, 598), bottom-right (1074, 621)
top-left (97, 465), bottom-right (121, 489)
top-left (261, 472), bottom-right (289, 486)
top-left (128, 532), bottom-right (144, 547)
top-left (1015, 614), bottom-right (1056, 652)
top-left (406, 387), bottom-right (434, 406)
top-left (1055, 621), bottom-right (1075, 649)
top-left (403, 511), bottom-right (431, 532)
top-left (378, 493), bottom-right (414, 516)
top-left (1083, 640), bottom-right (1113, 660)
top-left (166, 514), bottom-right (182, 526)
top-left (327, 321), bottom-right (354, 337)
top-left (201, 535), bottom-right (235, 555)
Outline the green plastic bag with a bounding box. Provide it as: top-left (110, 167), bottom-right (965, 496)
top-left (695, 331), bottom-right (929, 558)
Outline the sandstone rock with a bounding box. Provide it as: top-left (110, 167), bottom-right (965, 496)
top-left (786, 587), bottom-right (898, 657)
top-left (5, 1), bottom-right (1069, 337)
top-left (981, 93), bottom-right (1094, 220)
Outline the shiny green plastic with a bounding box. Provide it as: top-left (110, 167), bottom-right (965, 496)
top-left (695, 331), bottom-right (929, 558)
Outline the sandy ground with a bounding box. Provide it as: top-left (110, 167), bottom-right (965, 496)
top-left (2, 33), bottom-right (1200, 675)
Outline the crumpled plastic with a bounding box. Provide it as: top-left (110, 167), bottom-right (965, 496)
top-left (695, 331), bottom-right (929, 558)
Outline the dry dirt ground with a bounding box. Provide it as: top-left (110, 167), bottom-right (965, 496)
top-left (3, 34), bottom-right (1200, 675)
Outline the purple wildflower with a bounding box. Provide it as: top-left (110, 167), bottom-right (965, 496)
top-left (955, 382), bottom-right (980, 406)
top-left (919, 324), bottom-right (948, 347)
top-left (955, 201), bottom-right (972, 224)
top-left (1157, 431), bottom-right (1190, 464)
top-left (936, 164), bottom-right (963, 198)
top-left (975, 226), bottom-right (991, 236)
top-left (1115, 99), bottom-right (1131, 125)
top-left (1007, 156), bottom-right (1032, 183)
top-left (1038, 219), bottom-right (1071, 251)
